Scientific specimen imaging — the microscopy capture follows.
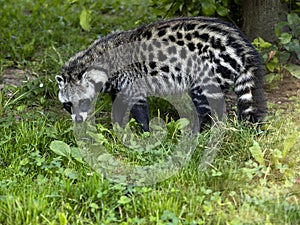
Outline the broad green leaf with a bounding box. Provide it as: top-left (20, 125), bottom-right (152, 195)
top-left (176, 118), bottom-right (190, 130)
top-left (70, 147), bottom-right (84, 163)
top-left (275, 21), bottom-right (289, 37)
top-left (221, 0), bottom-right (229, 6)
top-left (118, 195), bottom-right (131, 204)
top-left (97, 153), bottom-right (114, 163)
top-left (282, 133), bottom-right (299, 158)
top-left (278, 51), bottom-right (290, 64)
top-left (287, 13), bottom-right (300, 26)
top-left (16, 105), bottom-right (26, 111)
top-left (285, 64), bottom-right (300, 79)
top-left (249, 140), bottom-right (265, 166)
top-left (87, 131), bottom-right (107, 144)
top-left (285, 40), bottom-right (300, 59)
top-left (279, 33), bottom-right (292, 45)
top-left (49, 140), bottom-right (71, 158)
top-left (201, 0), bottom-right (216, 16)
top-left (266, 57), bottom-right (279, 72)
top-left (252, 37), bottom-right (272, 49)
top-left (80, 7), bottom-right (91, 31)
top-left (216, 5), bottom-right (229, 17)
top-left (89, 203), bottom-right (99, 209)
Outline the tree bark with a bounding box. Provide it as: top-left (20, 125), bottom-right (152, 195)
top-left (242, 0), bottom-right (288, 43)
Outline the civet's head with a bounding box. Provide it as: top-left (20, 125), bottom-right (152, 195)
top-left (55, 67), bottom-right (108, 123)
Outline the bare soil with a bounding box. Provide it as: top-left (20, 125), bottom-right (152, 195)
top-left (265, 73), bottom-right (300, 112)
top-left (0, 68), bottom-right (33, 90)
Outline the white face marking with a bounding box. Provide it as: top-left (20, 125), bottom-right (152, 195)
top-left (58, 91), bottom-right (68, 103)
top-left (71, 114), bottom-right (76, 121)
top-left (79, 112), bottom-right (88, 121)
top-left (71, 112), bottom-right (88, 122)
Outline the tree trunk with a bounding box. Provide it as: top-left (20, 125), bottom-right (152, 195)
top-left (242, 0), bottom-right (288, 43)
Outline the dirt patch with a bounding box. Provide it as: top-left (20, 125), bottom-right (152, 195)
top-left (0, 68), bottom-right (34, 90)
top-left (265, 73), bottom-right (300, 112)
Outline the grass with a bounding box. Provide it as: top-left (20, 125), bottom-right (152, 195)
top-left (1, 0), bottom-right (300, 224)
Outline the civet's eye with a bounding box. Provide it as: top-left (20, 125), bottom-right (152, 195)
top-left (63, 102), bottom-right (73, 114)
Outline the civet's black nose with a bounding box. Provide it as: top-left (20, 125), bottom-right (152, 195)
top-left (75, 115), bottom-right (83, 123)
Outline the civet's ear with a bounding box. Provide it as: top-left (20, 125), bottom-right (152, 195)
top-left (55, 75), bottom-right (66, 89)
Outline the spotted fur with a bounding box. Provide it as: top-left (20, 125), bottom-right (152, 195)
top-left (56, 17), bottom-right (267, 131)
